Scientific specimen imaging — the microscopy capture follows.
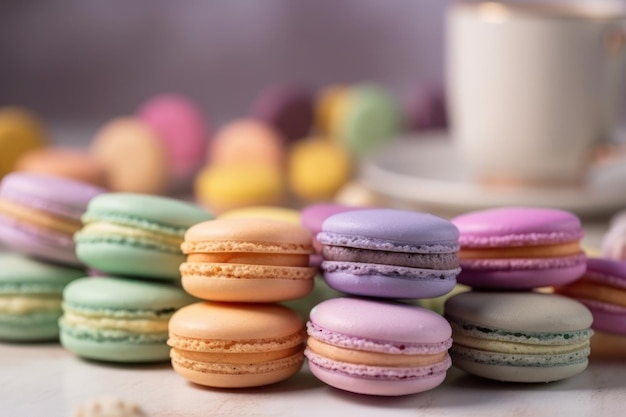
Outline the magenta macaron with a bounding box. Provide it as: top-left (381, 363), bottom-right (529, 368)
top-left (317, 208), bottom-right (460, 299)
top-left (0, 172), bottom-right (106, 265)
top-left (556, 257), bottom-right (626, 335)
top-left (305, 297), bottom-right (453, 396)
top-left (452, 207), bottom-right (586, 289)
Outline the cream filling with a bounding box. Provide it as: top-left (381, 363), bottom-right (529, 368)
top-left (0, 295), bottom-right (61, 314)
top-left (172, 345), bottom-right (304, 364)
top-left (77, 222), bottom-right (182, 249)
top-left (459, 241), bottom-right (582, 260)
top-left (452, 331), bottom-right (590, 355)
top-left (0, 198), bottom-right (80, 234)
top-left (62, 310), bottom-right (168, 333)
top-left (306, 337), bottom-right (447, 367)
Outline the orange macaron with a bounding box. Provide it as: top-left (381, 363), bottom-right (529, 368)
top-left (180, 218), bottom-right (316, 302)
top-left (168, 301), bottom-right (306, 388)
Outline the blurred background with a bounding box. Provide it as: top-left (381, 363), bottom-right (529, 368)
top-left (0, 0), bottom-right (451, 129)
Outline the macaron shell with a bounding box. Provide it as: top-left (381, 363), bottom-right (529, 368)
top-left (90, 117), bottom-right (170, 194)
top-left (0, 252), bottom-right (84, 285)
top-left (452, 207), bottom-right (583, 247)
top-left (0, 320), bottom-right (61, 342)
top-left (60, 333), bottom-right (171, 362)
top-left (308, 359), bottom-right (448, 396)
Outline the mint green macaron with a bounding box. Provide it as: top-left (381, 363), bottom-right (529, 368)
top-left (60, 276), bottom-right (196, 362)
top-left (0, 253), bottom-right (84, 341)
top-left (74, 193), bottom-right (213, 280)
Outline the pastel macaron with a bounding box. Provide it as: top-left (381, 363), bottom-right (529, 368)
top-left (249, 84), bottom-right (313, 143)
top-left (180, 218), bottom-right (316, 302)
top-left (452, 207), bottom-right (587, 289)
top-left (0, 107), bottom-right (48, 179)
top-left (74, 193), bottom-right (213, 280)
top-left (168, 302), bottom-right (306, 388)
top-left (318, 209), bottom-right (460, 299)
top-left (16, 147), bottom-right (109, 188)
top-left (60, 276), bottom-right (195, 362)
top-left (305, 297), bottom-right (453, 396)
top-left (555, 257), bottom-right (626, 336)
top-left (444, 291), bottom-right (593, 383)
top-left (90, 117), bottom-right (169, 195)
top-left (0, 253), bottom-right (84, 341)
top-left (137, 94), bottom-right (210, 184)
top-left (0, 172), bottom-right (106, 266)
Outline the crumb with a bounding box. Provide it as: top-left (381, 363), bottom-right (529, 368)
top-left (72, 397), bottom-right (147, 417)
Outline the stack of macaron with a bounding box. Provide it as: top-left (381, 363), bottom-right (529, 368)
top-left (168, 217), bottom-right (317, 388)
top-left (0, 172), bottom-right (106, 341)
top-left (89, 94), bottom-right (211, 195)
top-left (305, 208), bottom-right (461, 396)
top-left (58, 192), bottom-right (213, 363)
top-left (445, 207), bottom-right (594, 382)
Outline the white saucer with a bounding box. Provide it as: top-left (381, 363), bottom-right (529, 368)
top-left (359, 131), bottom-right (626, 217)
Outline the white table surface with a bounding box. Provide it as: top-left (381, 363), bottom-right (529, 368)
top-left (1, 342), bottom-right (625, 417)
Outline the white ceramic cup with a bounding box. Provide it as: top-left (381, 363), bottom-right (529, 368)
top-left (446, 0), bottom-right (626, 186)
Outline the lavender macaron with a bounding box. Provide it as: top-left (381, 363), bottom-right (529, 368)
top-left (0, 173), bottom-right (106, 265)
top-left (452, 207), bottom-right (587, 289)
top-left (305, 297), bottom-right (453, 396)
top-left (317, 208), bottom-right (460, 299)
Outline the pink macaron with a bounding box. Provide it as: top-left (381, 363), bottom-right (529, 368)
top-left (452, 207), bottom-right (586, 289)
top-left (137, 94), bottom-right (210, 184)
top-left (305, 297), bottom-right (452, 396)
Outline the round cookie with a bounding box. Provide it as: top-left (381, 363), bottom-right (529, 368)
top-left (305, 297), bottom-right (453, 396)
top-left (180, 218), bottom-right (316, 302)
top-left (0, 253), bottom-right (84, 341)
top-left (318, 209), bottom-right (460, 299)
top-left (0, 172), bottom-right (105, 266)
top-left (16, 147), bottom-right (109, 188)
top-left (0, 107), bottom-right (48, 179)
top-left (555, 257), bottom-right (626, 335)
top-left (445, 291), bottom-right (593, 383)
top-left (168, 301), bottom-right (306, 388)
top-left (60, 276), bottom-right (195, 362)
top-left (288, 138), bottom-right (352, 202)
top-left (137, 93), bottom-right (210, 183)
top-left (452, 207), bottom-right (587, 289)
top-left (90, 117), bottom-right (169, 194)
top-left (75, 193), bottom-right (213, 280)
top-left (250, 84), bottom-right (313, 143)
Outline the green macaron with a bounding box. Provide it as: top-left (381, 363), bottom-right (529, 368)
top-left (74, 193), bottom-right (213, 280)
top-left (0, 253), bottom-right (84, 341)
top-left (59, 276), bottom-right (196, 362)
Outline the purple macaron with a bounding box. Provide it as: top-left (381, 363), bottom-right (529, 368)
top-left (305, 297), bottom-right (452, 396)
top-left (452, 207), bottom-right (587, 289)
top-left (249, 84), bottom-right (314, 143)
top-left (0, 172), bottom-right (106, 265)
top-left (556, 257), bottom-right (626, 335)
top-left (317, 208), bottom-right (460, 299)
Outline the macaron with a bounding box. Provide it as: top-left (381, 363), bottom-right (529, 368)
top-left (249, 84), bottom-right (314, 143)
top-left (194, 163), bottom-right (284, 214)
top-left (331, 84), bottom-right (402, 157)
top-left (137, 94), bottom-right (210, 184)
top-left (405, 84), bottom-right (447, 131)
top-left (444, 291), bottom-right (593, 383)
top-left (74, 193), bottom-right (213, 280)
top-left (0, 172), bottom-right (105, 266)
top-left (168, 301), bottom-right (306, 388)
top-left (16, 146), bottom-right (109, 188)
top-left (217, 205), bottom-right (300, 224)
top-left (0, 253), bottom-right (84, 341)
top-left (180, 218), bottom-right (316, 302)
top-left (452, 207), bottom-right (587, 289)
top-left (315, 84), bottom-right (349, 136)
top-left (288, 138), bottom-right (352, 202)
top-left (60, 276), bottom-right (195, 362)
top-left (209, 118), bottom-right (285, 166)
top-left (318, 208), bottom-right (461, 299)
top-left (90, 117), bottom-right (169, 194)
top-left (0, 106), bottom-right (48, 179)
top-left (555, 257), bottom-right (626, 336)
top-left (305, 297), bottom-right (453, 396)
